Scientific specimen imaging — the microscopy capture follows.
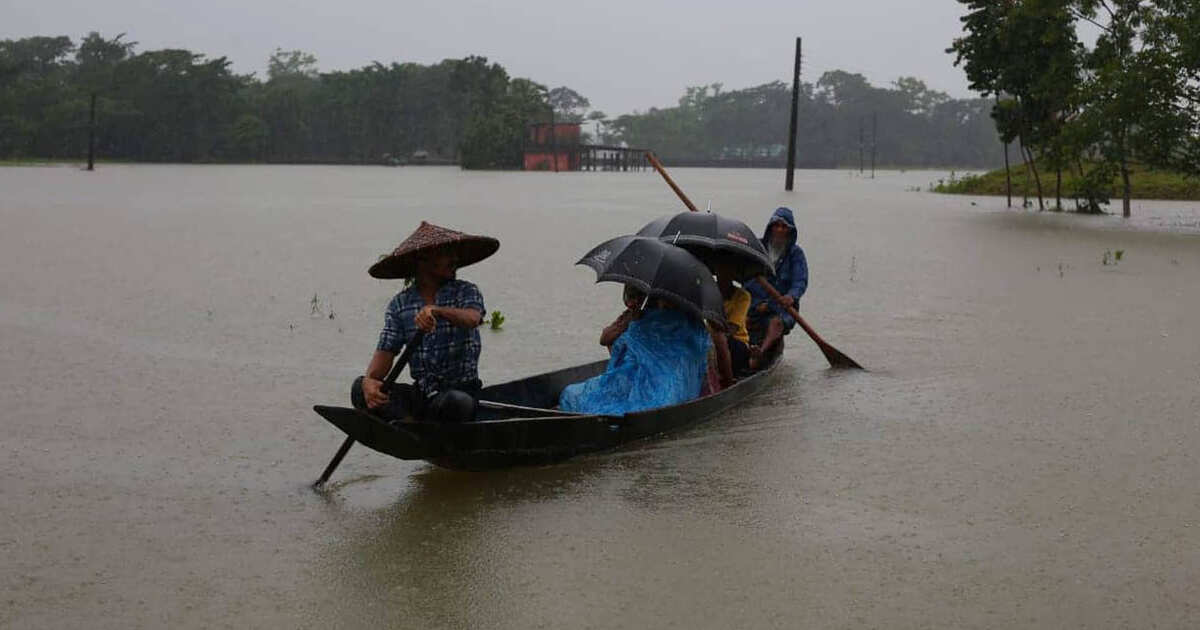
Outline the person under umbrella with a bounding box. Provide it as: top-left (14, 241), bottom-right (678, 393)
top-left (636, 211), bottom-right (772, 386)
top-left (561, 236), bottom-right (724, 415)
top-left (599, 285), bottom-right (647, 350)
top-left (714, 261), bottom-right (753, 380)
top-left (635, 211), bottom-right (771, 281)
top-left (743, 207), bottom-right (808, 368)
top-left (351, 221), bottom-right (498, 422)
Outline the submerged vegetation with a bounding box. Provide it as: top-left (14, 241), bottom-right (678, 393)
top-left (934, 164), bottom-right (1200, 204)
top-left (948, 1), bottom-right (1200, 216)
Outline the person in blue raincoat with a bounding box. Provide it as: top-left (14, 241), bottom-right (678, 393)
top-left (559, 299), bottom-right (710, 416)
top-left (743, 207), bottom-right (808, 368)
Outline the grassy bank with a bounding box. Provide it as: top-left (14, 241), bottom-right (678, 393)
top-left (933, 165), bottom-right (1200, 201)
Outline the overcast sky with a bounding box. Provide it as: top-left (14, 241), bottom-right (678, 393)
top-left (3, 0), bottom-right (976, 115)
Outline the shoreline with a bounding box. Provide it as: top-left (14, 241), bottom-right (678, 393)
top-left (933, 166), bottom-right (1200, 202)
top-left (1, 159), bottom-right (988, 172)
top-left (0, 158), bottom-right (458, 168)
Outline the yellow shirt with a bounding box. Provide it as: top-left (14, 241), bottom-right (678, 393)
top-left (723, 287), bottom-right (751, 344)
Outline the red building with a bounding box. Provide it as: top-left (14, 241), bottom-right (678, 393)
top-left (523, 122), bottom-right (581, 171)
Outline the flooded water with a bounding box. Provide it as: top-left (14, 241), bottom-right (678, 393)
top-left (2, 164), bottom-right (1198, 628)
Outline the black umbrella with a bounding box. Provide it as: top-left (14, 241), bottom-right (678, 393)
top-left (636, 211), bottom-right (772, 281)
top-left (577, 235), bottom-right (726, 326)
top-left (644, 151), bottom-right (863, 369)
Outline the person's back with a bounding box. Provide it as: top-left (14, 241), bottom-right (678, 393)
top-left (560, 306), bottom-right (710, 415)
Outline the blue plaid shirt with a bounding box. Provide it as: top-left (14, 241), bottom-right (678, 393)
top-left (376, 280), bottom-right (486, 395)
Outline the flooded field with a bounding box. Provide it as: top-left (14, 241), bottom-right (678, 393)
top-left (2, 164), bottom-right (1197, 628)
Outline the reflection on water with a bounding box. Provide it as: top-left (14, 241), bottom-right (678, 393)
top-left (328, 465), bottom-right (605, 628)
top-left (2, 165), bottom-right (1198, 628)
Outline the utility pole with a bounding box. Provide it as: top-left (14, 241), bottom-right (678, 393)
top-left (87, 92), bottom-right (96, 171)
top-left (784, 37), bottom-right (802, 192)
top-left (858, 118), bottom-right (864, 174)
top-left (870, 111), bottom-right (877, 179)
top-left (549, 108), bottom-right (558, 172)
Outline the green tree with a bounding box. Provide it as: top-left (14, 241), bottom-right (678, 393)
top-left (1074, 0), bottom-right (1147, 216)
top-left (1142, 0), bottom-right (1200, 175)
top-left (267, 48), bottom-right (318, 80)
top-left (1, 30), bottom-right (1022, 172)
top-left (950, 0), bottom-right (1083, 210)
top-left (76, 32), bottom-right (135, 167)
top-left (460, 68), bottom-right (550, 169)
top-left (110, 49), bottom-right (247, 161)
top-left (260, 49), bottom-right (320, 161)
top-left (950, 0), bottom-right (1199, 216)
top-left (231, 113), bottom-right (268, 160)
top-left (606, 75), bottom-right (1000, 168)
top-left (547, 86), bottom-right (590, 122)
top-left (0, 36), bottom-right (76, 157)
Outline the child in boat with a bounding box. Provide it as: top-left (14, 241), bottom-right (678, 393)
top-left (710, 263), bottom-right (752, 388)
top-left (560, 296), bottom-right (710, 415)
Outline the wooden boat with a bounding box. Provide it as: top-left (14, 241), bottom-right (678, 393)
top-left (313, 348), bottom-right (782, 471)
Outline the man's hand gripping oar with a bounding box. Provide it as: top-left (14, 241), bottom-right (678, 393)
top-left (313, 331), bottom-right (426, 488)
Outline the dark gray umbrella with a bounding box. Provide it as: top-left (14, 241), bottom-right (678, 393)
top-left (636, 212), bottom-right (772, 281)
top-left (577, 236), bottom-right (726, 326)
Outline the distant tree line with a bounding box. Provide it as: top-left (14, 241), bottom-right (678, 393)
top-left (949, 0), bottom-right (1200, 216)
top-left (0, 33), bottom-right (552, 168)
top-left (4, 31), bottom-right (1026, 171)
top-left (597, 74), bottom-right (1005, 169)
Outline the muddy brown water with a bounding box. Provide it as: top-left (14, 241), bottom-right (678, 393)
top-left (2, 165), bottom-right (1198, 628)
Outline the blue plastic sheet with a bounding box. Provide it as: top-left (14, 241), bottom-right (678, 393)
top-left (559, 308), bottom-right (710, 416)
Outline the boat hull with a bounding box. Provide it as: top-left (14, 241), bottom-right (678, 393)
top-left (313, 351), bottom-right (781, 470)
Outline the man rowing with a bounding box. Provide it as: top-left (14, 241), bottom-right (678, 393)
top-left (351, 221), bottom-right (498, 422)
top-left (744, 207), bottom-right (808, 368)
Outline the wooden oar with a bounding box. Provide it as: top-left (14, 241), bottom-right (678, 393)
top-left (313, 331), bottom-right (426, 488)
top-left (644, 152), bottom-right (863, 370)
top-left (477, 400), bottom-right (588, 416)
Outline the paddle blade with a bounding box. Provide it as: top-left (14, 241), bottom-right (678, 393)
top-left (816, 339), bottom-right (864, 370)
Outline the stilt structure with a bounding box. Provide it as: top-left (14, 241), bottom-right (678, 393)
top-left (524, 122), bottom-right (648, 172)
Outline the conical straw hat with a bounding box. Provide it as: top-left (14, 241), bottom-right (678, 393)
top-left (368, 221), bottom-right (500, 279)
